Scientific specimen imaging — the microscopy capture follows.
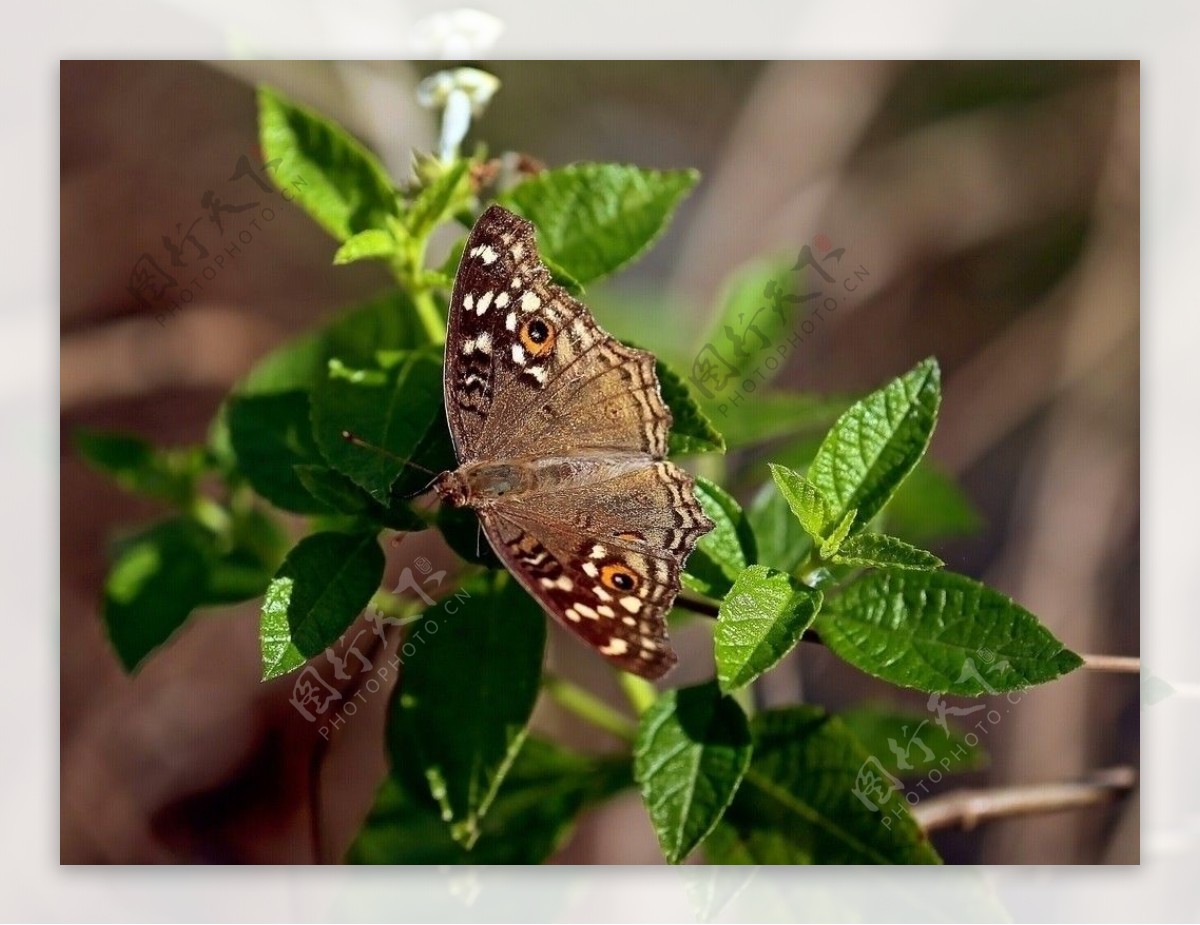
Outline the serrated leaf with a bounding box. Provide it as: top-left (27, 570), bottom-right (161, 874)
top-left (387, 573), bottom-right (546, 848)
top-left (830, 533), bottom-right (943, 571)
top-left (259, 531), bottom-right (384, 680)
top-left (683, 477), bottom-right (757, 599)
top-left (75, 429), bottom-right (207, 507)
top-left (310, 351), bottom-right (443, 502)
top-left (103, 517), bottom-right (217, 671)
top-left (816, 570), bottom-right (1084, 694)
top-left (634, 681), bottom-right (752, 864)
top-left (228, 391), bottom-right (333, 514)
top-left (656, 359), bottom-right (725, 455)
top-left (807, 358), bottom-right (941, 533)
top-left (768, 463), bottom-right (833, 540)
top-left (706, 393), bottom-right (852, 450)
top-left (258, 85), bottom-right (398, 242)
top-left (839, 706), bottom-right (986, 777)
top-left (883, 461), bottom-right (982, 544)
top-left (746, 480), bottom-right (813, 573)
top-left (349, 737), bottom-right (630, 864)
top-left (715, 566), bottom-right (823, 694)
top-left (818, 508), bottom-right (857, 558)
top-left (705, 707), bottom-right (941, 864)
top-left (333, 228), bottom-right (397, 265)
top-left (500, 163), bottom-right (698, 285)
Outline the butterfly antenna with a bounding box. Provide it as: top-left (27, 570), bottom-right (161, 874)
top-left (341, 430), bottom-right (440, 488)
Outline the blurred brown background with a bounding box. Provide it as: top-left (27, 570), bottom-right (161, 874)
top-left (60, 60), bottom-right (1138, 864)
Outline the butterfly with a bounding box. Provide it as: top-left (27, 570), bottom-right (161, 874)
top-left (432, 205), bottom-right (713, 679)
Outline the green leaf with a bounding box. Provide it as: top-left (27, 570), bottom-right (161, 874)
top-left (293, 464), bottom-right (425, 531)
top-left (807, 358), bottom-right (941, 533)
top-left (387, 573), bottom-right (546, 848)
top-left (768, 463), bottom-right (833, 540)
top-left (405, 158), bottom-right (473, 240)
top-left (500, 163), bottom-right (698, 285)
top-left (634, 681), bottom-right (752, 864)
top-left (332, 228), bottom-right (397, 265)
top-left (656, 359), bottom-right (725, 455)
top-left (258, 85), bottom-right (398, 242)
top-left (259, 531), bottom-right (384, 680)
top-left (200, 507), bottom-right (288, 605)
top-left (349, 738), bottom-right (630, 864)
top-left (695, 258), bottom-right (799, 384)
top-left (715, 566), bottom-right (823, 694)
top-left (705, 707), bottom-right (941, 864)
top-left (228, 391), bottom-right (333, 514)
top-left (75, 429), bottom-right (206, 507)
top-left (683, 477), bottom-right (757, 599)
top-left (103, 518), bottom-right (216, 670)
top-left (706, 393), bottom-right (851, 450)
top-left (830, 533), bottom-right (944, 571)
top-left (815, 570), bottom-right (1084, 694)
top-left (746, 480), bottom-right (813, 573)
top-left (839, 707), bottom-right (986, 777)
top-left (883, 460), bottom-right (982, 544)
top-left (818, 508), bottom-right (857, 558)
top-left (310, 351), bottom-right (443, 502)
top-left (238, 292), bottom-right (432, 399)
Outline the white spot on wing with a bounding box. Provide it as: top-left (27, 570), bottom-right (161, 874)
top-left (520, 291), bottom-right (542, 312)
top-left (582, 562), bottom-right (599, 578)
top-left (463, 292), bottom-right (474, 312)
top-left (590, 544), bottom-right (607, 559)
top-left (495, 291), bottom-right (510, 308)
top-left (505, 312), bottom-right (517, 332)
top-left (599, 638), bottom-right (629, 656)
top-left (556, 576), bottom-right (574, 591)
top-left (512, 344), bottom-right (527, 365)
top-left (575, 603), bottom-right (598, 619)
top-left (620, 596), bottom-right (642, 614)
top-left (476, 291), bottom-right (494, 315)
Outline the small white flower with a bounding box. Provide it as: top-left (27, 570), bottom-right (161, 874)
top-left (416, 67), bottom-right (501, 162)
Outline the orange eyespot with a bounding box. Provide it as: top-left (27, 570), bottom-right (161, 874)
top-left (600, 563), bottom-right (638, 592)
top-left (519, 317), bottom-right (556, 356)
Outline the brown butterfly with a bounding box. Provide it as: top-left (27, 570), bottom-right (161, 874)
top-left (432, 205), bottom-right (713, 679)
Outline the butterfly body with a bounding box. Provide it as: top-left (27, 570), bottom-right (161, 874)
top-left (437, 205), bottom-right (713, 679)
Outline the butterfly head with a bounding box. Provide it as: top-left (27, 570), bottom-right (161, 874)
top-left (432, 469), bottom-right (470, 508)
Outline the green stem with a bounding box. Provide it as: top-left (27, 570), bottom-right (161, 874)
top-left (618, 672), bottom-right (658, 717)
top-left (412, 287), bottom-right (446, 346)
top-left (368, 588), bottom-right (425, 621)
top-left (543, 674), bottom-right (637, 742)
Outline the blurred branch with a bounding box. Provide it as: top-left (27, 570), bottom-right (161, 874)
top-left (914, 766), bottom-right (1136, 833)
top-left (1079, 653), bottom-right (1140, 674)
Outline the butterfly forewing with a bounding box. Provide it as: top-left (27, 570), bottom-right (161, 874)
top-left (442, 205), bottom-right (713, 679)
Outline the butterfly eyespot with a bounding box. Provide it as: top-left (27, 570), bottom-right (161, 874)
top-left (600, 563), bottom-right (638, 592)
top-left (519, 318), bottom-right (555, 356)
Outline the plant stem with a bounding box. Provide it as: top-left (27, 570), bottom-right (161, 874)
top-left (912, 766), bottom-right (1136, 833)
top-left (618, 672), bottom-right (659, 717)
top-left (543, 674), bottom-right (637, 742)
top-left (412, 287), bottom-right (446, 346)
